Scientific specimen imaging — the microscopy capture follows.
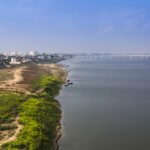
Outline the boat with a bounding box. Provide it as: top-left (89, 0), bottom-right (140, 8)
top-left (64, 84), bottom-right (69, 86)
top-left (68, 82), bottom-right (73, 85)
top-left (66, 79), bottom-right (70, 82)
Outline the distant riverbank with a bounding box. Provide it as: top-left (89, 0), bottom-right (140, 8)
top-left (0, 63), bottom-right (67, 150)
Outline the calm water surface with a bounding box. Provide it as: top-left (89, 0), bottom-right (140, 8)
top-left (58, 60), bottom-right (150, 150)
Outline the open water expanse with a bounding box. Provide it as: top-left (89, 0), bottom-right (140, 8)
top-left (58, 60), bottom-right (150, 150)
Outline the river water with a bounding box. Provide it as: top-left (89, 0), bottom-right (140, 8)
top-left (58, 60), bottom-right (150, 150)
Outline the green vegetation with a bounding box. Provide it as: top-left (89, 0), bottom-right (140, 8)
top-left (0, 93), bottom-right (25, 124)
top-left (1, 75), bottom-right (63, 150)
top-left (32, 75), bottom-right (63, 97)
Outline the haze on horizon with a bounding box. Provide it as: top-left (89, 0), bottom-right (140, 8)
top-left (0, 0), bottom-right (150, 53)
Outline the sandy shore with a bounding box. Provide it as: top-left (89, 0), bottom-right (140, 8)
top-left (0, 66), bottom-right (31, 95)
top-left (0, 63), bottom-right (68, 148)
top-left (37, 63), bottom-right (68, 81)
top-left (4, 67), bottom-right (24, 86)
top-left (0, 117), bottom-right (23, 146)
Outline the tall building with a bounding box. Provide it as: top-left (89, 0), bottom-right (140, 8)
top-left (29, 51), bottom-right (37, 56)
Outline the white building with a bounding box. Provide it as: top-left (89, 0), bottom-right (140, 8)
top-left (10, 57), bottom-right (21, 65)
top-left (29, 51), bottom-right (37, 56)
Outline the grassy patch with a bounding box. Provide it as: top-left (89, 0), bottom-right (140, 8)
top-left (1, 76), bottom-right (63, 150)
top-left (32, 75), bottom-right (63, 96)
top-left (0, 93), bottom-right (25, 124)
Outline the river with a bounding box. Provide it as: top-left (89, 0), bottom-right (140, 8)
top-left (58, 59), bottom-right (150, 150)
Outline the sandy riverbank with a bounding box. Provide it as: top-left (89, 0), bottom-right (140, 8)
top-left (0, 117), bottom-right (23, 146)
top-left (0, 63), bottom-right (67, 149)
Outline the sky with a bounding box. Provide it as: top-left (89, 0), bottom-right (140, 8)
top-left (0, 0), bottom-right (150, 53)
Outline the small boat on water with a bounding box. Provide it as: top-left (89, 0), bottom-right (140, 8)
top-left (68, 82), bottom-right (73, 85)
top-left (64, 79), bottom-right (73, 86)
top-left (66, 79), bottom-right (70, 82)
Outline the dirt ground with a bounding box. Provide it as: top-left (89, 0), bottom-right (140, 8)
top-left (0, 63), bottom-right (67, 146)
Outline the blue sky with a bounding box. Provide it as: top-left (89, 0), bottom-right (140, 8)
top-left (0, 0), bottom-right (150, 53)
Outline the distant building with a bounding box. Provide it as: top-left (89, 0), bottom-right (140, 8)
top-left (37, 55), bottom-right (44, 60)
top-left (29, 51), bottom-right (37, 56)
top-left (9, 51), bottom-right (17, 56)
top-left (10, 57), bottom-right (21, 65)
top-left (17, 51), bottom-right (26, 56)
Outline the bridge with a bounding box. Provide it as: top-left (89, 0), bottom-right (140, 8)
top-left (73, 54), bottom-right (150, 61)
